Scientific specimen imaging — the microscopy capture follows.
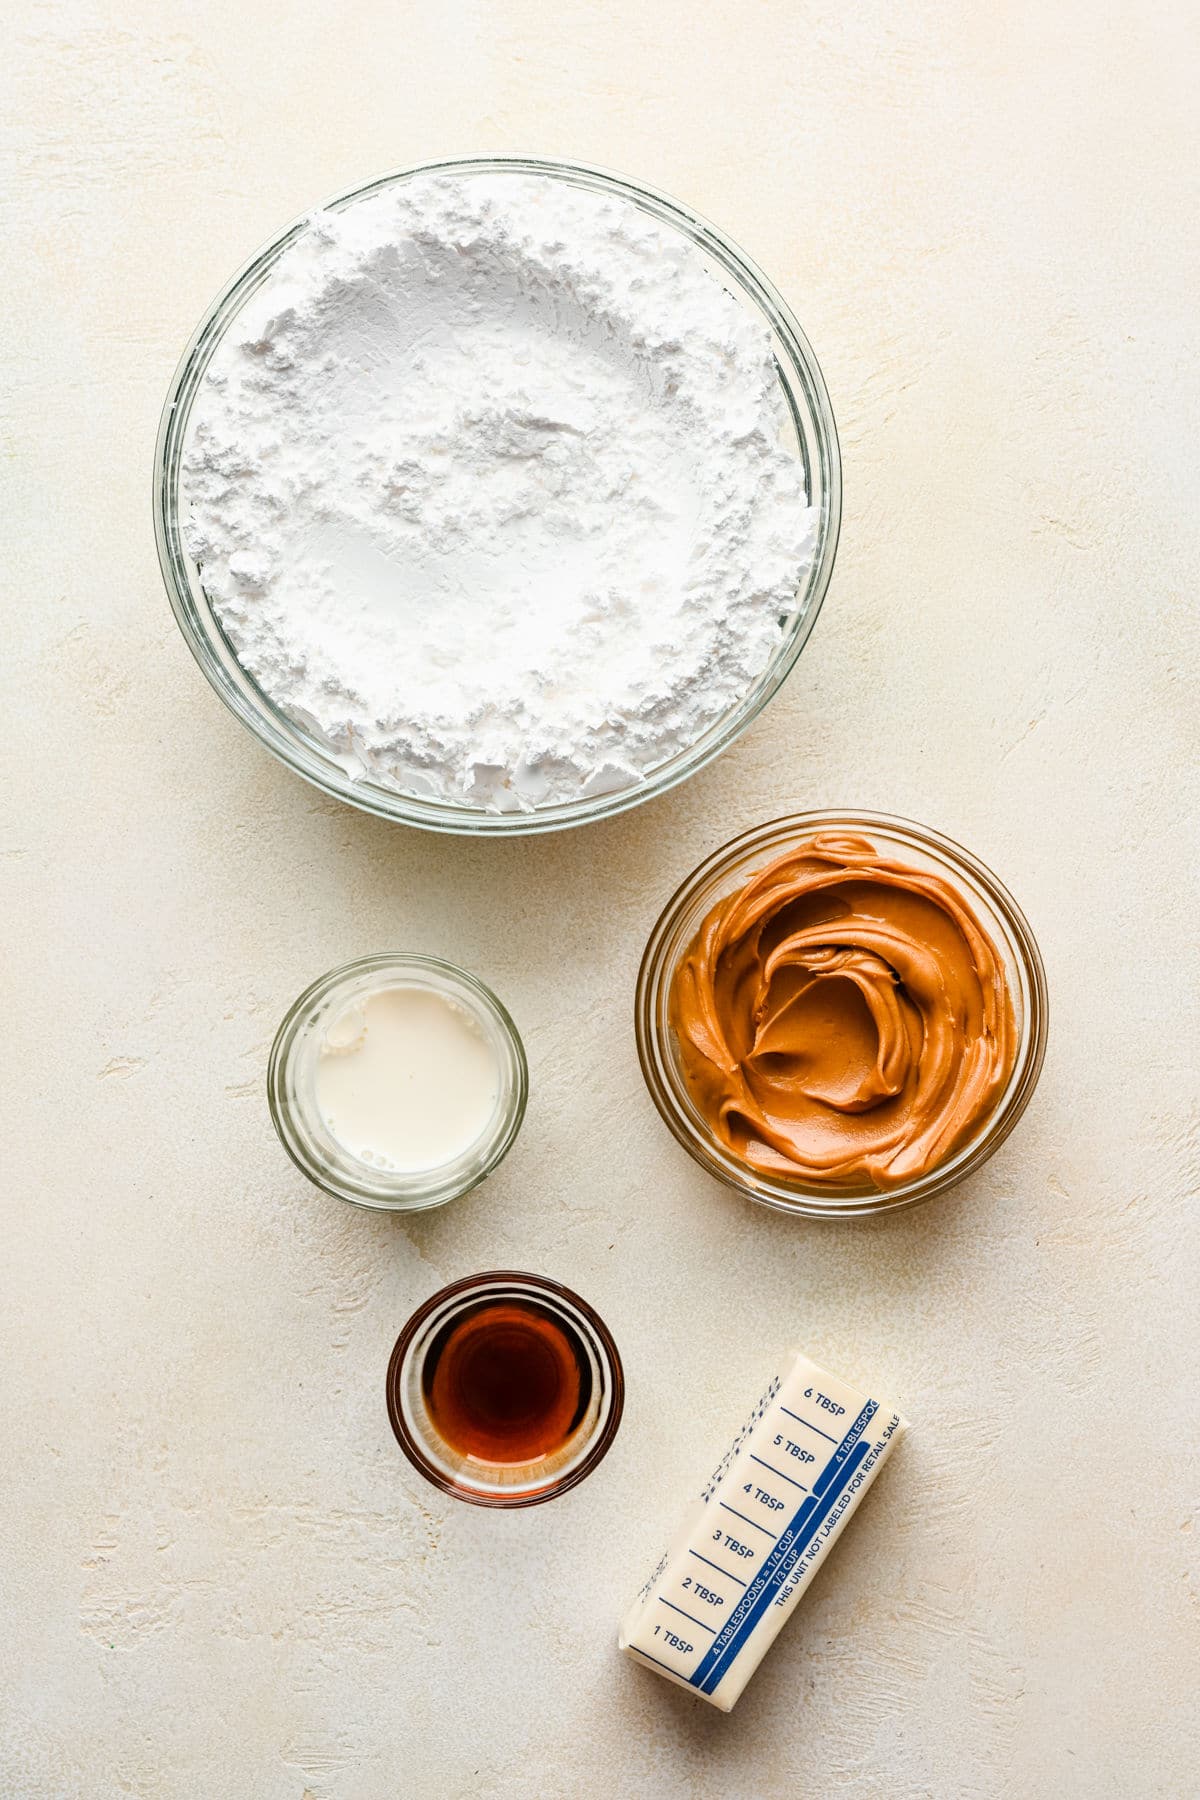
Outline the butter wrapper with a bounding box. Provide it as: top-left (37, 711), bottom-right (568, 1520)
top-left (619, 1350), bottom-right (907, 1711)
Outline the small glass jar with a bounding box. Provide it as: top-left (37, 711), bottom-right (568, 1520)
top-left (386, 1271), bottom-right (625, 1508)
top-left (268, 954), bottom-right (527, 1211)
top-left (635, 811), bottom-right (1048, 1219)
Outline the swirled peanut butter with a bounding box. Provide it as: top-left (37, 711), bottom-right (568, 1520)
top-left (670, 832), bottom-right (1017, 1190)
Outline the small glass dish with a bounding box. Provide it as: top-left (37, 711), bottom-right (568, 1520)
top-left (268, 954), bottom-right (527, 1211)
top-left (154, 155), bottom-right (841, 836)
top-left (386, 1271), bottom-right (625, 1508)
top-left (635, 811), bottom-right (1048, 1219)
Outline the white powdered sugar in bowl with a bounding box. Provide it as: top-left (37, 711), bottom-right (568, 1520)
top-left (179, 168), bottom-right (820, 814)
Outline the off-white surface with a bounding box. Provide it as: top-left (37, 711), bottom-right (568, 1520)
top-left (2, 3), bottom-right (1197, 1795)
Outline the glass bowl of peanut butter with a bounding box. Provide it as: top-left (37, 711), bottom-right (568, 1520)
top-left (635, 811), bottom-right (1048, 1217)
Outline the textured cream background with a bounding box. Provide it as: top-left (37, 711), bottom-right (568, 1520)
top-left (3, 2), bottom-right (1198, 1796)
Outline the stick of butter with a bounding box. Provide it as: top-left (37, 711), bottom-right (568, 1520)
top-left (619, 1350), bottom-right (908, 1711)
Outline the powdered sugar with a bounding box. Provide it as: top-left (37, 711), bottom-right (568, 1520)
top-left (181, 171), bottom-right (816, 812)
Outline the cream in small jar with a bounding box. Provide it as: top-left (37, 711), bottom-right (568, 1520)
top-left (268, 955), bottom-right (528, 1211)
top-left (315, 985), bottom-right (499, 1172)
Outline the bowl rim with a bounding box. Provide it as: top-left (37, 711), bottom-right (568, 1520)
top-left (634, 808), bottom-right (1049, 1219)
top-left (154, 153), bottom-right (842, 835)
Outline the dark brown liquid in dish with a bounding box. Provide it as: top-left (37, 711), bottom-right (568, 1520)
top-left (423, 1299), bottom-right (590, 1465)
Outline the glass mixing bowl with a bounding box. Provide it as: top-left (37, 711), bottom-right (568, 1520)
top-left (635, 812), bottom-right (1048, 1219)
top-left (155, 155), bottom-right (841, 835)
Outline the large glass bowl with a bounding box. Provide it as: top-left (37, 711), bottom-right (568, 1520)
top-left (635, 812), bottom-right (1048, 1219)
top-left (155, 155), bottom-right (841, 835)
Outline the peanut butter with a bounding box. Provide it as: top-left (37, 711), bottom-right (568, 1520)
top-left (670, 831), bottom-right (1017, 1190)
